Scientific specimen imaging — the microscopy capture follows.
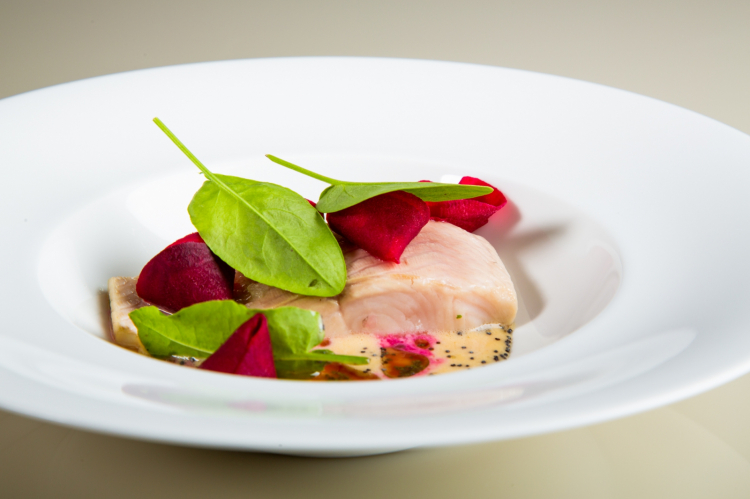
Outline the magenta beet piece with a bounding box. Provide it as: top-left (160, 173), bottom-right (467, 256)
top-left (200, 314), bottom-right (277, 378)
top-left (165, 232), bottom-right (204, 248)
top-left (426, 177), bottom-right (507, 232)
top-left (136, 232), bottom-right (235, 312)
top-left (326, 191), bottom-right (430, 263)
top-left (459, 176), bottom-right (507, 206)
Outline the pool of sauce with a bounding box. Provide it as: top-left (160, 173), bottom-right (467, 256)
top-left (317, 324), bottom-right (513, 379)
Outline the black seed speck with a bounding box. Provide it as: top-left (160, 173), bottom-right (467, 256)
top-left (494, 356), bottom-right (499, 361)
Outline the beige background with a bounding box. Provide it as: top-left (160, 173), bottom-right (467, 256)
top-left (2, 1), bottom-right (750, 497)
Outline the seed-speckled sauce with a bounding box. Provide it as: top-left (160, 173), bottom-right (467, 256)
top-left (306, 324), bottom-right (513, 380)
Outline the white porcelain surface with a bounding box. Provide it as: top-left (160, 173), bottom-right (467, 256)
top-left (1, 57), bottom-right (749, 456)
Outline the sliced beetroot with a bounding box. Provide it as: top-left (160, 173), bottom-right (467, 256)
top-left (165, 232), bottom-right (205, 248)
top-left (426, 198), bottom-right (501, 232)
top-left (326, 191), bottom-right (430, 263)
top-left (459, 176), bottom-right (507, 206)
top-left (424, 177), bottom-right (507, 232)
top-left (200, 314), bottom-right (277, 378)
top-left (136, 232), bottom-right (235, 312)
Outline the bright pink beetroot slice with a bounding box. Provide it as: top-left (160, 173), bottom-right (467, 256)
top-left (425, 177), bottom-right (507, 232)
top-left (459, 176), bottom-right (507, 206)
top-left (326, 191), bottom-right (430, 263)
top-left (136, 232), bottom-right (235, 312)
top-left (200, 314), bottom-right (277, 378)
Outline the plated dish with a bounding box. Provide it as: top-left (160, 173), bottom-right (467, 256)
top-left (2, 57), bottom-right (750, 456)
top-left (110, 119), bottom-right (517, 380)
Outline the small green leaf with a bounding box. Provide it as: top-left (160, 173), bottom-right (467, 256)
top-left (153, 118), bottom-right (346, 297)
top-left (130, 300), bottom-right (252, 358)
top-left (129, 301), bottom-right (368, 375)
top-left (307, 349), bottom-right (369, 365)
top-left (274, 359), bottom-right (328, 380)
top-left (257, 306), bottom-right (324, 357)
top-left (274, 350), bottom-right (368, 379)
top-left (189, 175), bottom-right (346, 296)
top-left (265, 154), bottom-right (492, 213)
top-left (316, 182), bottom-right (493, 213)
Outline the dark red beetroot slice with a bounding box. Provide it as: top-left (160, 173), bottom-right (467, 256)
top-left (424, 177), bottom-right (507, 232)
top-left (136, 232), bottom-right (235, 312)
top-left (459, 176), bottom-right (507, 206)
top-left (326, 191), bottom-right (430, 263)
top-left (200, 314), bottom-right (277, 378)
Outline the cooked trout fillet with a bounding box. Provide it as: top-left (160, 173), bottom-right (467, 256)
top-left (235, 220), bottom-right (517, 337)
top-left (107, 276), bottom-right (147, 353)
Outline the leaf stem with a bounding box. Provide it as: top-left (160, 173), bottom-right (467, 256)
top-left (281, 353), bottom-right (369, 365)
top-left (153, 117), bottom-right (240, 200)
top-left (266, 154), bottom-right (348, 185)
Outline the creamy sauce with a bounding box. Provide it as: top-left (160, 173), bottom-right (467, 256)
top-left (317, 324), bottom-right (513, 379)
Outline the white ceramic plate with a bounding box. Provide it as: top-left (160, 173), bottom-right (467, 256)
top-left (1, 58), bottom-right (749, 457)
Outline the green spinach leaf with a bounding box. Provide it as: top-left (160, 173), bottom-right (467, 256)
top-left (154, 118), bottom-right (346, 297)
top-left (274, 351), bottom-right (368, 379)
top-left (266, 154), bottom-right (492, 213)
top-left (130, 300), bottom-right (252, 358)
top-left (129, 301), bottom-right (368, 371)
